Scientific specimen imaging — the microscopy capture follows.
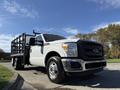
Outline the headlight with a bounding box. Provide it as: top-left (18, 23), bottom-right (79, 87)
top-left (62, 42), bottom-right (78, 57)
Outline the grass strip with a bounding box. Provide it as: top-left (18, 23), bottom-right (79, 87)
top-left (107, 59), bottom-right (120, 63)
top-left (0, 65), bottom-right (13, 89)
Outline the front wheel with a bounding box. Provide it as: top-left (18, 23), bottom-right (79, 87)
top-left (47, 56), bottom-right (65, 83)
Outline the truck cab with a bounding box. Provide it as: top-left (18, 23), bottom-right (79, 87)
top-left (11, 32), bottom-right (106, 83)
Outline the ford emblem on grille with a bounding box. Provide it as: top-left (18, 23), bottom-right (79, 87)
top-left (93, 48), bottom-right (100, 54)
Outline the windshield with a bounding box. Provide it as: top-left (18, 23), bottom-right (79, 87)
top-left (43, 34), bottom-right (66, 42)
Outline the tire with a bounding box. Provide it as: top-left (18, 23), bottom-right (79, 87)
top-left (14, 58), bottom-right (24, 70)
top-left (47, 56), bottom-right (65, 83)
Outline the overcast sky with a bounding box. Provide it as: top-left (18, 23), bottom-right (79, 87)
top-left (0, 0), bottom-right (120, 52)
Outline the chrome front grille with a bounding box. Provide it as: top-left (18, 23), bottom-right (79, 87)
top-left (77, 40), bottom-right (104, 61)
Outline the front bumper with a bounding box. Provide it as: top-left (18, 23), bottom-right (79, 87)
top-left (61, 58), bottom-right (106, 73)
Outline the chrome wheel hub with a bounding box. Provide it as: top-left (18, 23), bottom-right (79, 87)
top-left (49, 61), bottom-right (58, 80)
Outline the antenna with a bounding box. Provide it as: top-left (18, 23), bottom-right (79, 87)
top-left (33, 30), bottom-right (41, 35)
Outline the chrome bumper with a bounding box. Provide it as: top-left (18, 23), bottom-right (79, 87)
top-left (61, 59), bottom-right (106, 73)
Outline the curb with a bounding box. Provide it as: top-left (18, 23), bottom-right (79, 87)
top-left (3, 72), bottom-right (23, 90)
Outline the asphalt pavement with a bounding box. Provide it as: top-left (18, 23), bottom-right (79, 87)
top-left (1, 62), bottom-right (120, 90)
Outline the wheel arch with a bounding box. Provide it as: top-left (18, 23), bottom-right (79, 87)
top-left (45, 51), bottom-right (61, 67)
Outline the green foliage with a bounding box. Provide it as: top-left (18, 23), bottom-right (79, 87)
top-left (109, 45), bottom-right (120, 58)
top-left (0, 52), bottom-right (11, 60)
top-left (75, 24), bottom-right (120, 59)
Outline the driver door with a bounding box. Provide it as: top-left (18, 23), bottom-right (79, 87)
top-left (29, 35), bottom-right (44, 66)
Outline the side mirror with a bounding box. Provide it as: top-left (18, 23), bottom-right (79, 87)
top-left (29, 38), bottom-right (35, 46)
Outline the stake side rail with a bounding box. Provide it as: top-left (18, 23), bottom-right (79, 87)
top-left (11, 33), bottom-right (33, 57)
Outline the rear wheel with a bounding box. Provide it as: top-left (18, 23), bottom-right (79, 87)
top-left (13, 57), bottom-right (24, 70)
top-left (47, 56), bottom-right (65, 83)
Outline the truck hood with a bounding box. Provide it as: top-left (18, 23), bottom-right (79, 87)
top-left (49, 38), bottom-right (80, 44)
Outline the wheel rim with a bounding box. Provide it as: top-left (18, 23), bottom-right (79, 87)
top-left (49, 61), bottom-right (58, 80)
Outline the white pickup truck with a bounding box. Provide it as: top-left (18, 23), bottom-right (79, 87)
top-left (11, 32), bottom-right (106, 83)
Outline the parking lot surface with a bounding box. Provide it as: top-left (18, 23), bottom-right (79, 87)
top-left (1, 63), bottom-right (120, 90)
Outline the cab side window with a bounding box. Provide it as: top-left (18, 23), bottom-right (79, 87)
top-left (35, 35), bottom-right (43, 45)
top-left (36, 35), bottom-right (43, 41)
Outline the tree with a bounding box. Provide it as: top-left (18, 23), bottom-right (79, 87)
top-left (0, 49), bottom-right (10, 60)
top-left (75, 24), bottom-right (120, 59)
top-left (0, 49), bottom-right (4, 53)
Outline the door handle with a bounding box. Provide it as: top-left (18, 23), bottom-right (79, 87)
top-left (30, 49), bottom-right (32, 53)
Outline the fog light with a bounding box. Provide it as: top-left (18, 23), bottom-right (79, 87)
top-left (70, 62), bottom-right (82, 69)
